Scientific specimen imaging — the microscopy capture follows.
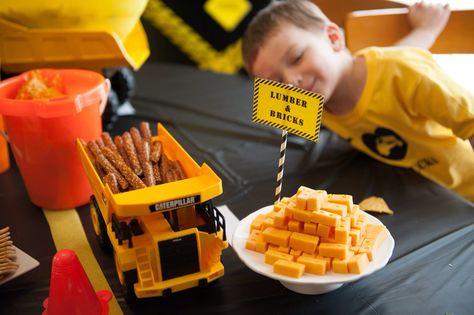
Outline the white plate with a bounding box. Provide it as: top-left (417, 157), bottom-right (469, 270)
top-left (232, 205), bottom-right (395, 295)
top-left (0, 246), bottom-right (40, 286)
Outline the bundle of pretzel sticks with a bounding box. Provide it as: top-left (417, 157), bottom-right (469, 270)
top-left (81, 122), bottom-right (186, 193)
top-left (0, 227), bottom-right (19, 280)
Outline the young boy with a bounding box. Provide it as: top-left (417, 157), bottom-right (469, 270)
top-left (242, 0), bottom-right (474, 202)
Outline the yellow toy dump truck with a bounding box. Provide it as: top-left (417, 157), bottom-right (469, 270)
top-left (77, 123), bottom-right (228, 300)
top-left (0, 0), bottom-right (150, 73)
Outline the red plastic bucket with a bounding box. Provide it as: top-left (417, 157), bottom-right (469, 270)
top-left (0, 69), bottom-right (109, 209)
top-left (0, 115), bottom-right (9, 173)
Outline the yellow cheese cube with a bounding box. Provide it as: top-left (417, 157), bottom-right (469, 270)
top-left (321, 201), bottom-right (347, 218)
top-left (261, 217), bottom-right (275, 230)
top-left (348, 210), bottom-right (361, 227)
top-left (277, 246), bottom-right (290, 254)
top-left (315, 255), bottom-right (332, 270)
top-left (358, 244), bottom-right (375, 261)
top-left (350, 204), bottom-right (360, 214)
top-left (332, 251), bottom-right (355, 273)
top-left (255, 240), bottom-right (268, 253)
top-left (349, 229), bottom-right (361, 246)
top-left (265, 250), bottom-right (294, 265)
top-left (249, 229), bottom-right (263, 241)
top-left (318, 242), bottom-right (349, 259)
top-left (340, 218), bottom-right (351, 229)
top-left (245, 239), bottom-right (256, 251)
top-left (311, 210), bottom-right (341, 227)
top-left (304, 222), bottom-right (318, 235)
top-left (297, 255), bottom-right (326, 275)
top-left (273, 210), bottom-right (290, 229)
top-left (290, 249), bottom-right (302, 258)
top-left (348, 253), bottom-right (370, 274)
top-left (327, 194), bottom-right (353, 213)
top-left (316, 223), bottom-right (331, 238)
top-left (267, 244), bottom-right (279, 252)
top-left (297, 186), bottom-right (314, 194)
top-left (291, 208), bottom-right (312, 222)
top-left (262, 227), bottom-right (292, 247)
top-left (250, 214), bottom-right (266, 231)
top-left (296, 192), bottom-right (309, 210)
top-left (288, 220), bottom-right (303, 232)
top-left (273, 259), bottom-right (305, 278)
top-left (289, 232), bottom-right (319, 254)
top-left (366, 224), bottom-right (388, 248)
top-left (335, 225), bottom-right (350, 244)
top-left (353, 219), bottom-right (367, 238)
top-left (273, 201), bottom-right (286, 212)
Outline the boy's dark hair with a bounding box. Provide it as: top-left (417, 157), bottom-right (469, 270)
top-left (241, 0), bottom-right (329, 72)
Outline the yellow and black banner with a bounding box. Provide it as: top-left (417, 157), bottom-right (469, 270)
top-left (252, 78), bottom-right (324, 142)
top-left (143, 0), bottom-right (270, 74)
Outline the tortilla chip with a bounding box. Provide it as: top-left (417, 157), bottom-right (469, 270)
top-left (359, 196), bottom-right (394, 215)
top-left (16, 70), bottom-right (63, 100)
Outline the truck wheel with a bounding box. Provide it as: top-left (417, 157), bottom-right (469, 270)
top-left (114, 253), bottom-right (138, 303)
top-left (90, 197), bottom-right (111, 251)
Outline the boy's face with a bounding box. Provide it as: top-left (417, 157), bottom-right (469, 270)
top-left (250, 22), bottom-right (344, 100)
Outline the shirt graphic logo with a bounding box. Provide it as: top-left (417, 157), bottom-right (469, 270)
top-left (362, 127), bottom-right (407, 160)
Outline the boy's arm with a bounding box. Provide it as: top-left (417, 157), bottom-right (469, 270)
top-left (395, 2), bottom-right (450, 50)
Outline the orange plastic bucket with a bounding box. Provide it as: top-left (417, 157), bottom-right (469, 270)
top-left (0, 115), bottom-right (9, 173)
top-left (0, 69), bottom-right (109, 209)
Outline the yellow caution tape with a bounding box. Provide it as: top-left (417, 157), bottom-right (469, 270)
top-left (43, 208), bottom-right (123, 315)
top-left (144, 0), bottom-right (243, 74)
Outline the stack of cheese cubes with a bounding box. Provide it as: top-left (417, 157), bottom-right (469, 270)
top-left (245, 186), bottom-right (388, 278)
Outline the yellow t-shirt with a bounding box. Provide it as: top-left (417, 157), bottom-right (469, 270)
top-left (323, 47), bottom-right (474, 202)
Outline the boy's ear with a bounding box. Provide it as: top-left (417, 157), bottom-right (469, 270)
top-left (326, 23), bottom-right (345, 52)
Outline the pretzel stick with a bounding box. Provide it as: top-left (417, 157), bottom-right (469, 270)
top-left (139, 121), bottom-right (152, 145)
top-left (102, 147), bottom-right (146, 190)
top-left (122, 132), bottom-right (143, 176)
top-left (0, 253), bottom-right (16, 259)
top-left (0, 261), bottom-right (19, 268)
top-left (163, 169), bottom-right (177, 183)
top-left (103, 173), bottom-right (120, 194)
top-left (0, 266), bottom-right (19, 274)
top-left (101, 132), bottom-right (118, 152)
top-left (0, 241), bottom-right (13, 248)
top-left (93, 161), bottom-right (107, 180)
top-left (96, 138), bottom-right (105, 149)
top-left (0, 245), bottom-right (15, 253)
top-left (150, 141), bottom-right (162, 163)
top-left (79, 138), bottom-right (95, 162)
top-left (113, 136), bottom-right (131, 168)
top-left (170, 160), bottom-right (186, 180)
top-left (131, 128), bottom-right (155, 187)
top-left (87, 141), bottom-right (129, 190)
top-left (153, 163), bottom-right (163, 184)
top-left (0, 227), bottom-right (10, 235)
top-left (159, 154), bottom-right (171, 178)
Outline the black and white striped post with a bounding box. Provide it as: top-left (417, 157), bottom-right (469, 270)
top-left (274, 130), bottom-right (288, 203)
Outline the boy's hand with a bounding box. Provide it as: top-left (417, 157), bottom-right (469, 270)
top-left (395, 1), bottom-right (451, 50)
top-left (408, 2), bottom-right (451, 37)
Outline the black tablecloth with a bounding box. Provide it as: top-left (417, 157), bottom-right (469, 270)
top-left (1, 62), bottom-right (473, 315)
